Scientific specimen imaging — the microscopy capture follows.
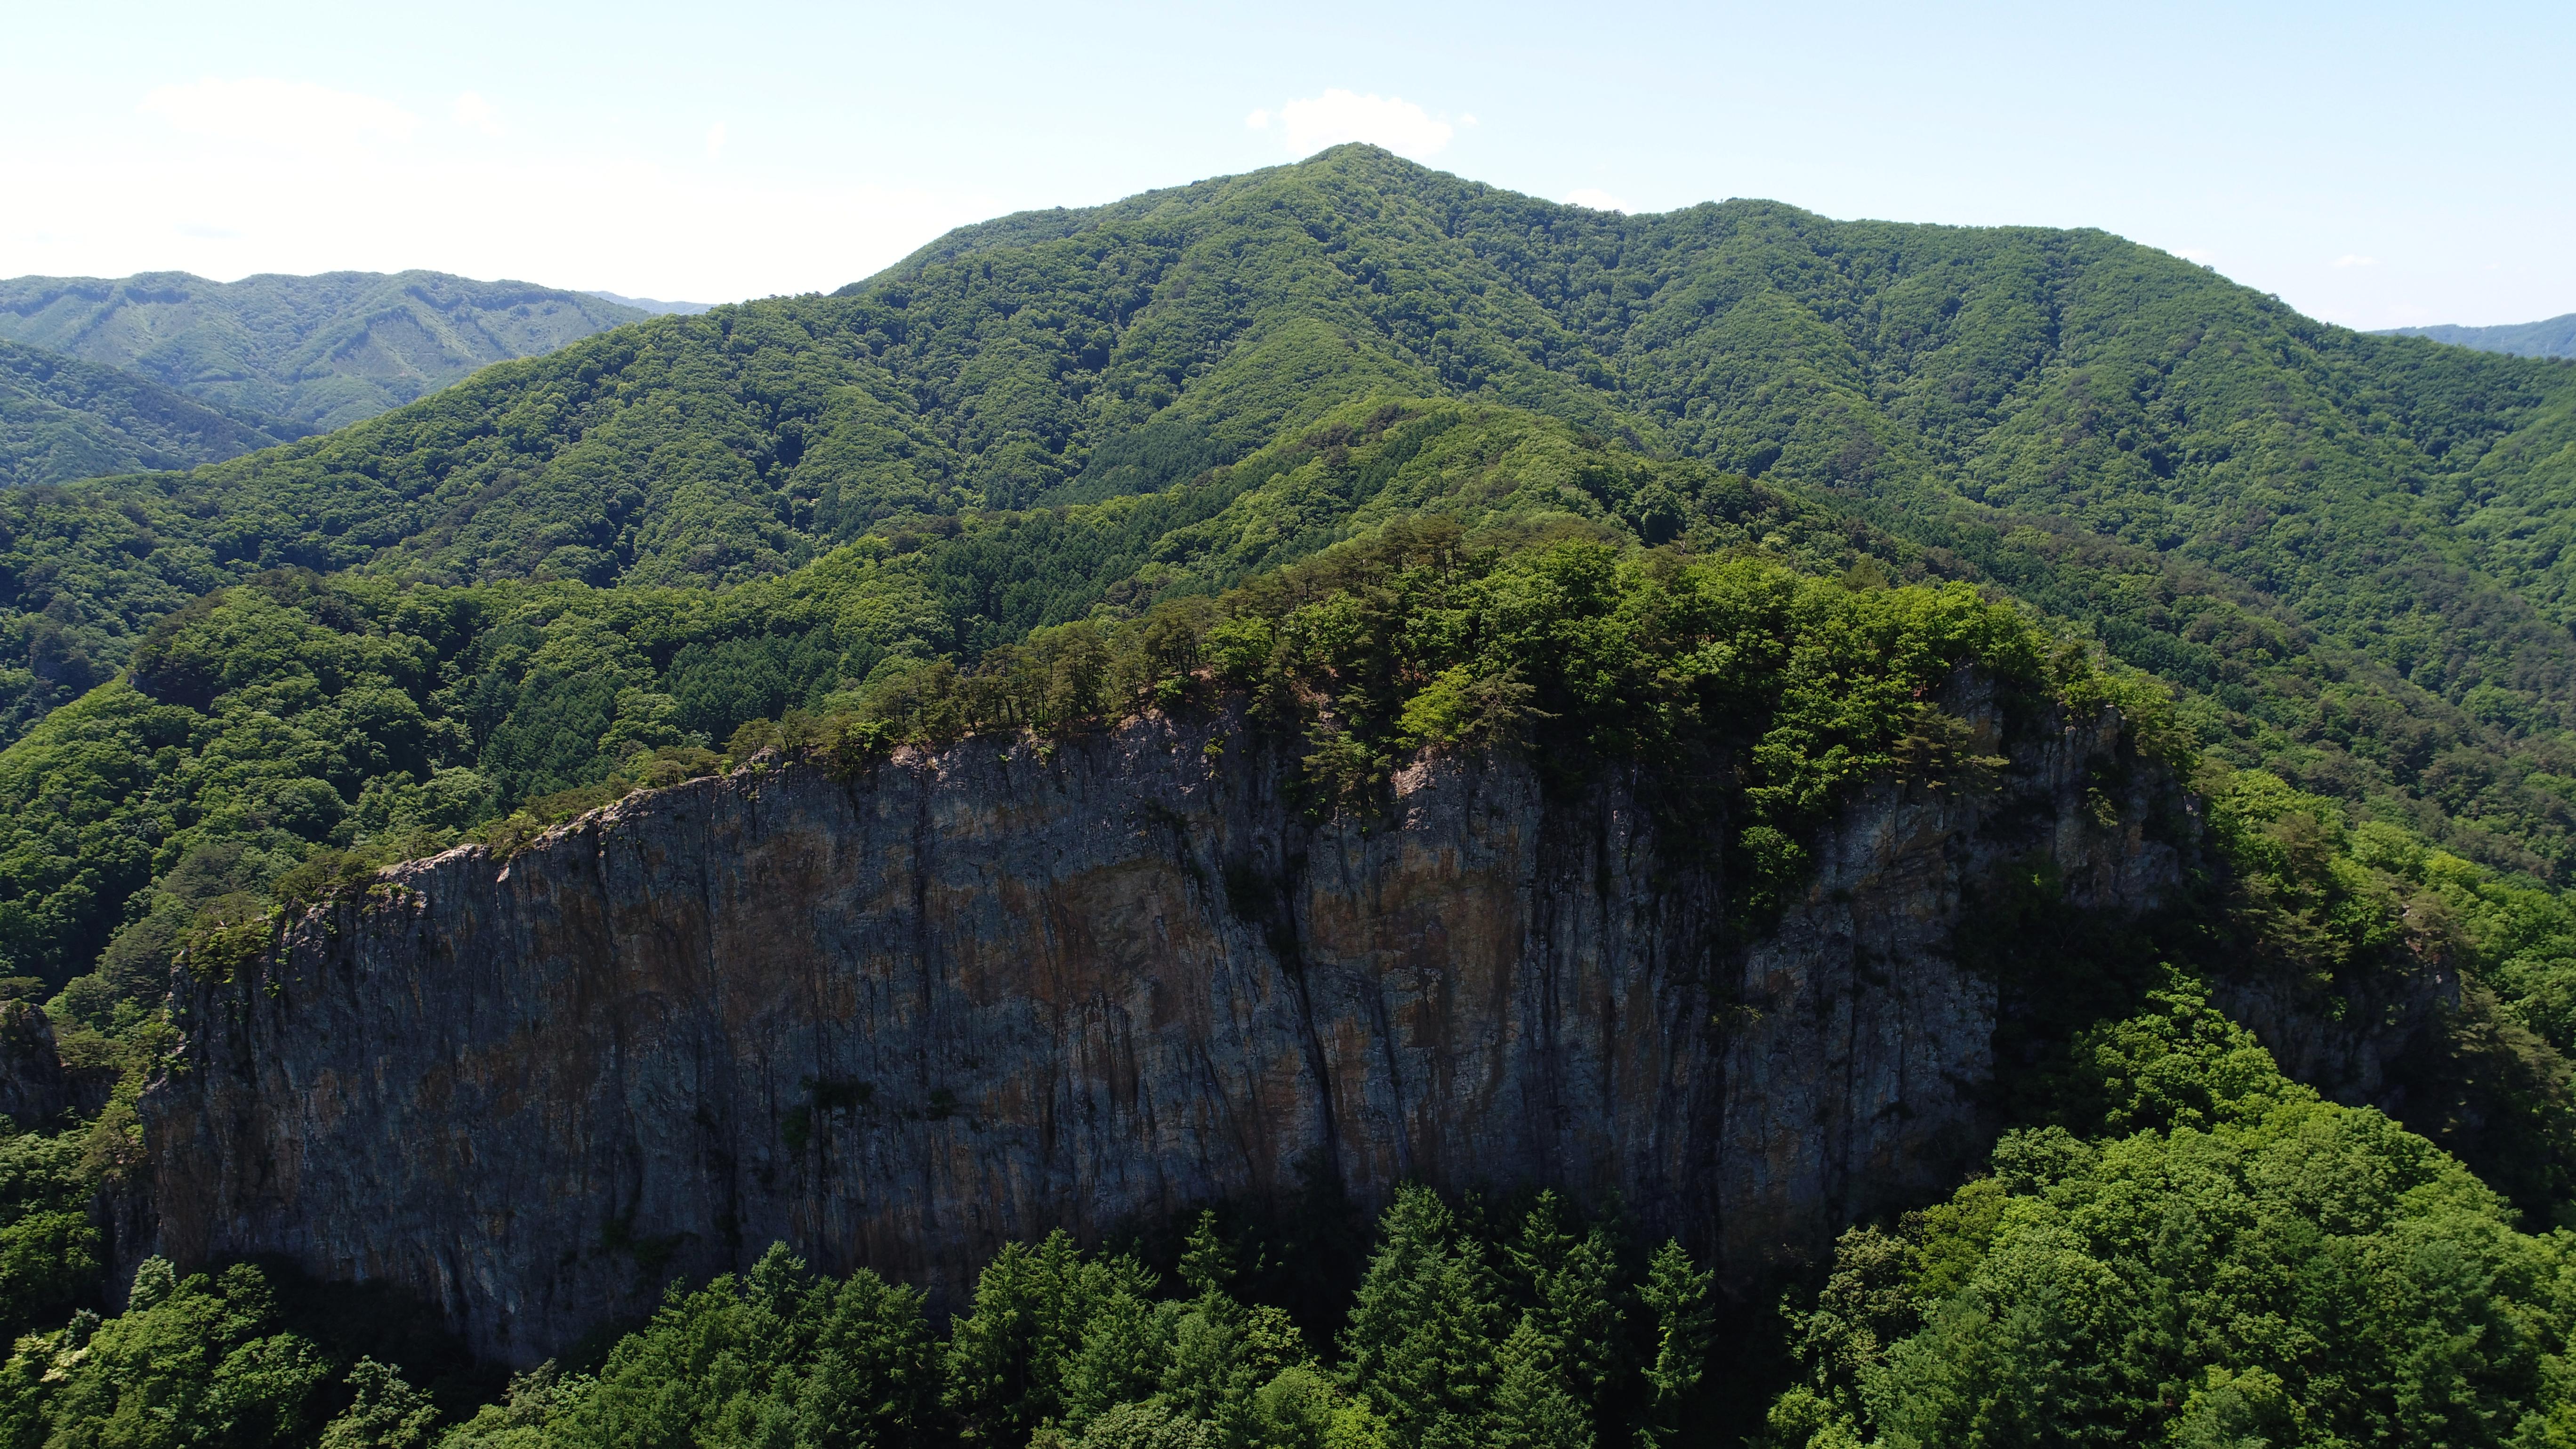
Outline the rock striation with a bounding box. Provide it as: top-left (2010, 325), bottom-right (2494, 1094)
top-left (142, 694), bottom-right (2179, 1363)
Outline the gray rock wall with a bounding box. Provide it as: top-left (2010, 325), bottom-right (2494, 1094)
top-left (142, 698), bottom-right (2177, 1362)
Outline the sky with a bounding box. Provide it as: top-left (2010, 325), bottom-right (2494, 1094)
top-left (1, 0), bottom-right (2568, 331)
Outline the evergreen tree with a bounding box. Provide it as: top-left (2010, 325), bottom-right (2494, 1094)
top-left (1634, 1241), bottom-right (1715, 1448)
top-left (945, 1231), bottom-right (1156, 1445)
top-left (1509, 1193), bottom-right (1623, 1415)
top-left (1342, 1185), bottom-right (1504, 1449)
top-left (1157, 1209), bottom-right (1309, 1447)
top-left (1488, 1312), bottom-right (1594, 1449)
top-left (1061, 1290), bottom-right (1175, 1432)
top-left (1176, 1210), bottom-right (1236, 1299)
top-left (792, 1266), bottom-right (940, 1449)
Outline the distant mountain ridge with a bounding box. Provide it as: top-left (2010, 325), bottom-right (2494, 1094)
top-left (2377, 312), bottom-right (2576, 359)
top-left (0, 337), bottom-right (306, 487)
top-left (584, 290), bottom-right (714, 315)
top-left (0, 269), bottom-right (647, 430)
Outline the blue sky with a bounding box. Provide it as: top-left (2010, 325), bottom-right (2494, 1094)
top-left (3, 0), bottom-right (2568, 330)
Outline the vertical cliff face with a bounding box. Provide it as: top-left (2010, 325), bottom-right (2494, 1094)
top-left (143, 697), bottom-right (2178, 1363)
top-left (0, 1001), bottom-right (73, 1128)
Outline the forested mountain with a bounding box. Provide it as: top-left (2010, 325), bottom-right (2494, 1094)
top-left (0, 337), bottom-right (305, 486)
top-left (7, 146), bottom-right (2576, 1449)
top-left (0, 270), bottom-right (645, 430)
top-left (3, 147), bottom-right (2572, 871)
top-left (2383, 311), bottom-right (2576, 359)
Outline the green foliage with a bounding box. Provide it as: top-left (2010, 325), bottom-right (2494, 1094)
top-left (2053, 973), bottom-right (2307, 1135)
top-left (411, 1211), bottom-right (1414, 1449)
top-left (0, 1191), bottom-right (1699, 1449)
top-left (6, 1259), bottom-right (338, 1449)
top-left (471, 1243), bottom-right (939, 1449)
top-left (0, 339), bottom-right (302, 488)
top-left (0, 404), bottom-right (2106, 1006)
top-left (10, 151), bottom-right (2576, 1449)
top-left (1633, 1241), bottom-right (1713, 1449)
top-left (316, 1360), bottom-right (438, 1449)
top-left (946, 1232), bottom-right (1157, 1444)
top-left (48, 1092), bottom-right (2570, 1449)
top-left (835, 521), bottom-right (2120, 918)
top-left (0, 272), bottom-right (646, 432)
top-left (0, 1126), bottom-right (97, 1337)
top-left (1342, 1186), bottom-right (1503, 1449)
top-left (1770, 990), bottom-right (2576, 1448)
top-left (0, 150), bottom-right (2567, 894)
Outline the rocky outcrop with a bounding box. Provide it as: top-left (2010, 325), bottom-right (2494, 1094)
top-left (0, 1000), bottom-right (71, 1127)
top-left (142, 696), bottom-right (2179, 1363)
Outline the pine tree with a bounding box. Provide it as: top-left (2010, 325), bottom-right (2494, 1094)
top-left (1177, 1209), bottom-right (1237, 1298)
top-left (1488, 1312), bottom-right (1595, 1449)
top-left (1635, 1240), bottom-right (1714, 1448)
top-left (1510, 1193), bottom-right (1622, 1412)
top-left (1342, 1185), bottom-right (1503, 1449)
top-left (794, 1266), bottom-right (940, 1449)
top-left (946, 1231), bottom-right (1159, 1444)
top-left (1063, 1290), bottom-right (1175, 1430)
top-left (1161, 1208), bottom-right (1309, 1445)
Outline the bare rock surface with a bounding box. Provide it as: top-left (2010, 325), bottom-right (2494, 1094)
top-left (0, 1000), bottom-right (71, 1127)
top-left (144, 700), bottom-right (2177, 1362)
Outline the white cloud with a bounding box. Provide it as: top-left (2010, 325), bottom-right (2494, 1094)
top-left (2171, 247), bottom-right (2216, 263)
top-left (706, 121), bottom-right (727, 159)
top-left (1264, 89), bottom-right (1454, 160)
top-left (452, 91), bottom-right (504, 137)
top-left (1564, 188), bottom-right (1629, 213)
top-left (2332, 254), bottom-right (2378, 267)
top-left (141, 78), bottom-right (419, 160)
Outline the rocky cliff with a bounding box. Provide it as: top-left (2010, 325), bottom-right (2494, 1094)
top-left (141, 694), bottom-right (2179, 1363)
top-left (0, 1001), bottom-right (74, 1128)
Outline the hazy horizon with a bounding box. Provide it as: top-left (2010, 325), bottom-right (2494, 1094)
top-left (1, 0), bottom-right (2568, 330)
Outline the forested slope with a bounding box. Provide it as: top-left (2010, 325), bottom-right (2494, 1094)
top-left (3, 148), bottom-right (2572, 873)
top-left (0, 270), bottom-right (645, 429)
top-left (0, 338), bottom-right (302, 486)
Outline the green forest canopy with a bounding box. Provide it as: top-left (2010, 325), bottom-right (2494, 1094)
top-left (0, 147), bottom-right (2569, 879)
top-left (2, 149), bottom-right (2576, 1449)
top-left (0, 338), bottom-right (304, 489)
